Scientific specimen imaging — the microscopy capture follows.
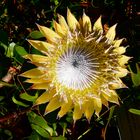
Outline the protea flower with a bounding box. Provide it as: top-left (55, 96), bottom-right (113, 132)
top-left (21, 9), bottom-right (130, 122)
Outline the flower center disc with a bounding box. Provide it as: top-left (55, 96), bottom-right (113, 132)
top-left (56, 47), bottom-right (99, 90)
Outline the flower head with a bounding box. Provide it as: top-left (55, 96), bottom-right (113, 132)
top-left (21, 9), bottom-right (130, 122)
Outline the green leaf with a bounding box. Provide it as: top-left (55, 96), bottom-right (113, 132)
top-left (6, 42), bottom-right (16, 57)
top-left (129, 64), bottom-right (140, 87)
top-left (12, 96), bottom-right (29, 107)
top-left (14, 45), bottom-right (28, 56)
top-left (13, 45), bottom-right (28, 64)
top-left (29, 30), bottom-right (44, 39)
top-left (31, 124), bottom-right (50, 138)
top-left (20, 92), bottom-right (38, 102)
top-left (28, 111), bottom-right (54, 136)
top-left (53, 0), bottom-right (59, 5)
top-left (129, 108), bottom-right (140, 115)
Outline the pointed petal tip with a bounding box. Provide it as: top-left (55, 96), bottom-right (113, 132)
top-left (67, 8), bottom-right (79, 30)
top-left (36, 23), bottom-right (41, 30)
top-left (116, 101), bottom-right (120, 105)
top-left (86, 117), bottom-right (91, 123)
top-left (67, 7), bottom-right (70, 12)
top-left (67, 7), bottom-right (72, 16)
top-left (95, 112), bottom-right (100, 118)
top-left (19, 73), bottom-right (24, 77)
top-left (118, 81), bottom-right (129, 89)
top-left (82, 11), bottom-right (92, 32)
top-left (83, 11), bottom-right (86, 16)
top-left (93, 16), bottom-right (103, 33)
top-left (23, 79), bottom-right (29, 83)
top-left (98, 15), bottom-right (102, 20)
top-left (106, 23), bottom-right (118, 41)
top-left (43, 109), bottom-right (53, 116)
top-left (56, 115), bottom-right (60, 120)
top-left (57, 13), bottom-right (60, 17)
top-left (36, 23), bottom-right (40, 27)
top-left (43, 111), bottom-right (48, 116)
top-left (114, 23), bottom-right (118, 28)
top-left (73, 119), bottom-right (77, 126)
top-left (35, 22), bottom-right (39, 25)
top-left (125, 85), bottom-right (129, 89)
top-left (19, 72), bottom-right (28, 77)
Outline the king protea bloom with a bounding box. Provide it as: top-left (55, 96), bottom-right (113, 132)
top-left (21, 9), bottom-right (130, 122)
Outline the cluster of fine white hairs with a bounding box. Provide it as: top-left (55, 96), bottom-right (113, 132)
top-left (56, 46), bottom-right (100, 90)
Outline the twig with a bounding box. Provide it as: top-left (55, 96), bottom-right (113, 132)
top-left (0, 107), bottom-right (32, 124)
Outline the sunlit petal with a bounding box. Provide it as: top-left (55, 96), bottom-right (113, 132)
top-left (93, 16), bottom-right (103, 33)
top-left (106, 24), bottom-right (117, 42)
top-left (67, 8), bottom-right (79, 30)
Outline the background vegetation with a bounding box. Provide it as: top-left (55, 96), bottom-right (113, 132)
top-left (0, 0), bottom-right (140, 140)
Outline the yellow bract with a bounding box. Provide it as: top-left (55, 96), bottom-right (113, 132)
top-left (58, 14), bottom-right (69, 32)
top-left (37, 24), bottom-right (61, 43)
top-left (93, 16), bottom-right (103, 33)
top-left (82, 12), bottom-right (92, 32)
top-left (67, 8), bottom-right (79, 30)
top-left (106, 24), bottom-right (117, 41)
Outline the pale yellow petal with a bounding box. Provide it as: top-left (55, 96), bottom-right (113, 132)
top-left (25, 78), bottom-right (47, 83)
top-left (44, 95), bottom-right (61, 114)
top-left (58, 99), bottom-right (73, 118)
top-left (37, 24), bottom-right (61, 43)
top-left (113, 39), bottom-right (124, 47)
top-left (28, 40), bottom-right (55, 54)
top-left (108, 90), bottom-right (119, 104)
top-left (116, 67), bottom-right (128, 77)
top-left (20, 68), bottom-right (43, 78)
top-left (53, 20), bottom-right (65, 36)
top-left (106, 24), bottom-right (117, 42)
top-left (58, 14), bottom-right (69, 31)
top-left (73, 104), bottom-right (83, 122)
top-left (101, 91), bottom-right (111, 100)
top-left (118, 55), bottom-right (131, 66)
top-left (83, 101), bottom-right (94, 121)
top-left (67, 8), bottom-right (79, 30)
top-left (82, 12), bottom-right (92, 32)
top-left (93, 16), bottom-right (103, 33)
top-left (113, 47), bottom-right (126, 54)
top-left (93, 97), bottom-right (102, 117)
top-left (101, 95), bottom-right (109, 107)
top-left (109, 79), bottom-right (127, 89)
top-left (31, 82), bottom-right (50, 89)
top-left (34, 89), bottom-right (56, 105)
top-left (23, 54), bottom-right (49, 63)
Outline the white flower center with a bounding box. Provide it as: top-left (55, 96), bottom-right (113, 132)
top-left (56, 47), bottom-right (99, 90)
